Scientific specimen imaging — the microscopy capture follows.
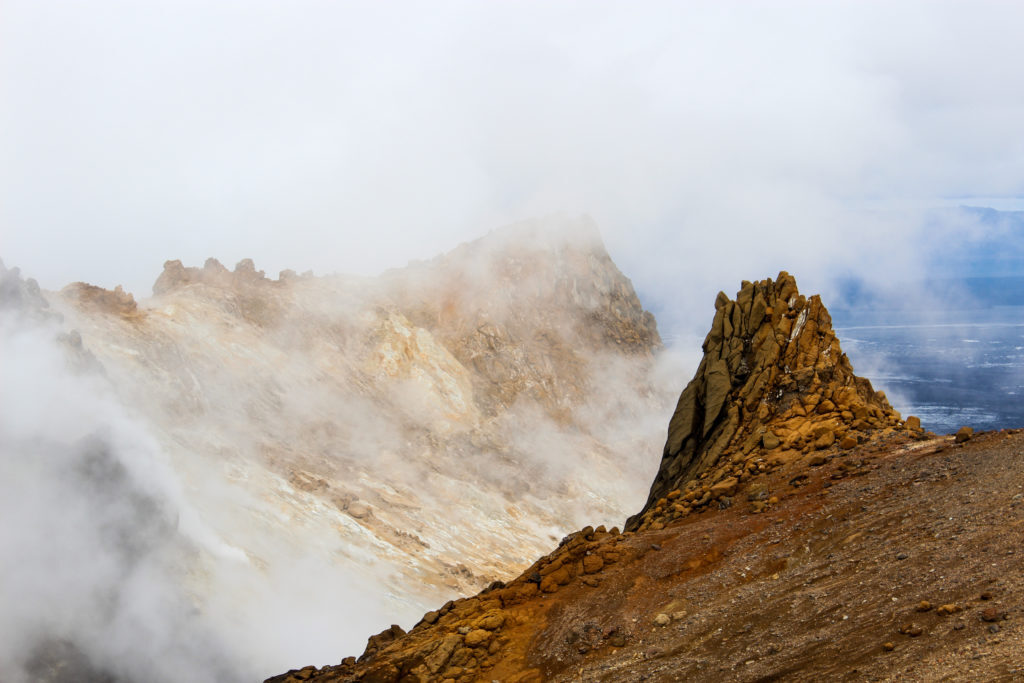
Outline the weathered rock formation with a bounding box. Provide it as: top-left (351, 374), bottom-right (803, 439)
top-left (626, 271), bottom-right (908, 531)
top-left (264, 273), bottom-right (941, 683)
top-left (0, 257), bottom-right (61, 322)
top-left (60, 282), bottom-right (139, 317)
top-left (152, 256), bottom-right (298, 296)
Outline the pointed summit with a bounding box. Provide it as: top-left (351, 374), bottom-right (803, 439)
top-left (627, 272), bottom-right (908, 530)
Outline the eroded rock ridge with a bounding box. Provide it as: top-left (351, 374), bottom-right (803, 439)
top-left (628, 272), bottom-right (905, 530)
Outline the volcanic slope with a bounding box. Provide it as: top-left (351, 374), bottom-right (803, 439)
top-left (271, 273), bottom-right (1024, 682)
top-left (40, 216), bottom-right (672, 669)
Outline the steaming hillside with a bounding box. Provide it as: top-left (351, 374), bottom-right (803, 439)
top-left (278, 274), bottom-right (1024, 683)
top-left (0, 217), bottom-right (677, 681)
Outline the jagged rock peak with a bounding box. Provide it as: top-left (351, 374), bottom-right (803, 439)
top-left (628, 272), bottom-right (908, 530)
top-left (60, 282), bottom-right (138, 317)
top-left (151, 257), bottom-right (310, 296)
top-left (0, 258), bottom-right (59, 322)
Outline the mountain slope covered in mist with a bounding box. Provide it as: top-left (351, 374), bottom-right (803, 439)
top-left (276, 274), bottom-right (1024, 683)
top-left (0, 217), bottom-right (678, 682)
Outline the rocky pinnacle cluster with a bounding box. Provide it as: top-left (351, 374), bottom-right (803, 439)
top-left (627, 272), bottom-right (914, 531)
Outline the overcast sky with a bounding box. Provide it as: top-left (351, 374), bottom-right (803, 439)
top-left (3, 1), bottom-right (1023, 338)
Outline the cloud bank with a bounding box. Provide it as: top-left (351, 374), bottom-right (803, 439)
top-left (2, 1), bottom-right (1023, 340)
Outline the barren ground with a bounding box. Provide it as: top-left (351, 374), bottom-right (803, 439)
top-left (280, 429), bottom-right (1024, 682)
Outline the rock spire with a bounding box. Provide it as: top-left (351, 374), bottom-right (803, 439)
top-left (627, 272), bottom-right (908, 530)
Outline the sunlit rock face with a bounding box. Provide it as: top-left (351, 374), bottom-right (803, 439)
top-left (628, 272), bottom-right (906, 531)
top-left (35, 216), bottom-right (672, 676)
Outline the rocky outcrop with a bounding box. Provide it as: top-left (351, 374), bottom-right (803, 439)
top-left (60, 282), bottom-right (139, 317)
top-left (0, 257), bottom-right (60, 322)
top-left (382, 217), bottom-right (660, 422)
top-left (150, 258), bottom-right (304, 326)
top-left (151, 257), bottom-right (310, 296)
top-left (627, 272), bottom-right (910, 531)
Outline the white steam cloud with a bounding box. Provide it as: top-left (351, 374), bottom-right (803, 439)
top-left (0, 308), bottom-right (404, 681)
top-left (2, 1), bottom-right (1023, 343)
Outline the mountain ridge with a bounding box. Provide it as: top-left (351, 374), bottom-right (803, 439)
top-left (2, 217), bottom-right (679, 681)
top-left (264, 274), bottom-right (1024, 683)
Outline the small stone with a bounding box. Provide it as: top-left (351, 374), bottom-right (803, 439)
top-left (710, 476), bottom-right (739, 498)
top-left (654, 613), bottom-right (671, 626)
top-left (988, 624), bottom-right (1001, 634)
top-left (464, 629), bottom-right (491, 647)
top-left (905, 416), bottom-right (922, 431)
top-left (347, 502), bottom-right (371, 519)
top-left (583, 555), bottom-right (604, 574)
top-left (839, 435), bottom-right (858, 450)
top-left (980, 607), bottom-right (1001, 623)
top-left (762, 432), bottom-right (781, 450)
top-left (475, 613), bottom-right (504, 631)
top-left (813, 431), bottom-right (835, 450)
top-left (747, 483), bottom-right (768, 501)
top-left (883, 642), bottom-right (895, 652)
top-left (980, 591), bottom-right (993, 600)
top-left (807, 453), bottom-right (827, 466)
top-left (650, 543), bottom-right (662, 551)
top-left (540, 576), bottom-right (560, 593)
top-left (936, 604), bottom-right (960, 616)
top-left (916, 601), bottom-right (933, 612)
top-left (896, 552), bottom-right (909, 560)
top-left (458, 626), bottom-right (471, 635)
top-left (955, 426), bottom-right (974, 443)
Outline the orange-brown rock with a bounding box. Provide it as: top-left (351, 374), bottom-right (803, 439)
top-left (627, 272), bottom-right (903, 529)
top-left (60, 282), bottom-right (138, 317)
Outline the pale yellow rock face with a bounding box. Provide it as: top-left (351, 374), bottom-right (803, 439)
top-left (47, 217), bottom-right (671, 637)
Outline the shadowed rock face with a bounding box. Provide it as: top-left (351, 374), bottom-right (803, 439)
top-left (627, 271), bottom-right (904, 530)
